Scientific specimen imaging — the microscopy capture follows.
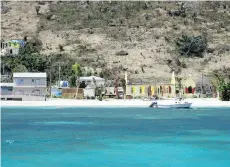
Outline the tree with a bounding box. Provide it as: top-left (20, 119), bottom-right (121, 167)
top-left (70, 75), bottom-right (76, 87)
top-left (221, 83), bottom-right (230, 101)
top-left (212, 70), bottom-right (230, 101)
top-left (120, 78), bottom-right (126, 97)
top-left (95, 85), bottom-right (105, 101)
top-left (175, 35), bottom-right (207, 57)
top-left (72, 63), bottom-right (83, 77)
top-left (72, 63), bottom-right (83, 98)
top-left (79, 81), bottom-right (86, 88)
top-left (12, 64), bottom-right (28, 72)
top-left (176, 77), bottom-right (183, 97)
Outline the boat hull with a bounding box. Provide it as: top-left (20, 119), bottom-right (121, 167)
top-left (150, 102), bottom-right (192, 109)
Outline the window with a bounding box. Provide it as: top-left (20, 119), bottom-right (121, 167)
top-left (140, 87), bottom-right (142, 94)
top-left (8, 88), bottom-right (12, 91)
top-left (16, 79), bottom-right (24, 85)
top-left (35, 79), bottom-right (40, 85)
top-left (32, 79), bottom-right (34, 82)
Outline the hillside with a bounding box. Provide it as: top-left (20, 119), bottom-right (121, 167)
top-left (1, 1), bottom-right (230, 83)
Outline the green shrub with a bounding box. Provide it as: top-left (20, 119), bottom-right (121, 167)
top-left (175, 35), bottom-right (207, 57)
top-left (220, 83), bottom-right (230, 101)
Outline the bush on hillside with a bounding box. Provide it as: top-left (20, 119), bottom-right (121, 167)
top-left (175, 35), bottom-right (207, 57)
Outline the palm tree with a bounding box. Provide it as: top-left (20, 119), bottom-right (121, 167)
top-left (176, 77), bottom-right (183, 98)
top-left (120, 78), bottom-right (126, 99)
top-left (72, 63), bottom-right (83, 99)
top-left (211, 71), bottom-right (226, 99)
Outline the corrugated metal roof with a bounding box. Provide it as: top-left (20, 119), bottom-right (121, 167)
top-left (0, 83), bottom-right (14, 87)
top-left (13, 72), bottom-right (47, 78)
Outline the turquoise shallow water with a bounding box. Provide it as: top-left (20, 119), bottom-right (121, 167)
top-left (2, 107), bottom-right (230, 167)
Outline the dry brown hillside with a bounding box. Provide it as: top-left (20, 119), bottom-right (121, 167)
top-left (1, 1), bottom-right (230, 82)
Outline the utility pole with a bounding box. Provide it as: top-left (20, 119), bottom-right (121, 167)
top-left (47, 57), bottom-right (65, 97)
top-left (58, 62), bottom-right (61, 88)
top-left (124, 71), bottom-right (127, 100)
top-left (49, 57), bottom-right (52, 97)
top-left (51, 61), bottom-right (64, 88)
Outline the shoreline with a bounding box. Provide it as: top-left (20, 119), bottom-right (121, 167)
top-left (1, 99), bottom-right (230, 108)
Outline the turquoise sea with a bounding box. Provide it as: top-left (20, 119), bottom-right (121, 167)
top-left (2, 107), bottom-right (230, 167)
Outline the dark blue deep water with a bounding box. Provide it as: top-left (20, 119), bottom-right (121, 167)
top-left (2, 107), bottom-right (230, 167)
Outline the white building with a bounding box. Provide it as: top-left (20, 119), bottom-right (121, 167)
top-left (13, 72), bottom-right (47, 97)
top-left (1, 40), bottom-right (26, 56)
top-left (79, 76), bottom-right (105, 87)
top-left (0, 83), bottom-right (14, 96)
top-left (83, 86), bottom-right (95, 98)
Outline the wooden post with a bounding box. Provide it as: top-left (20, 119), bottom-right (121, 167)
top-left (201, 73), bottom-right (204, 98)
top-left (75, 77), bottom-right (79, 99)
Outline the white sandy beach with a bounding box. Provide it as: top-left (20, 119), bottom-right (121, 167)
top-left (1, 98), bottom-right (230, 108)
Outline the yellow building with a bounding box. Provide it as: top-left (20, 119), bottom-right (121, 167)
top-left (126, 84), bottom-right (154, 98)
top-left (180, 75), bottom-right (196, 97)
top-left (155, 84), bottom-right (175, 98)
top-left (125, 71), bottom-right (197, 99)
top-left (154, 72), bottom-right (197, 98)
top-left (155, 71), bottom-right (176, 98)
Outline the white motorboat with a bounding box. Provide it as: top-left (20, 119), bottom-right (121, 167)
top-left (149, 98), bottom-right (192, 109)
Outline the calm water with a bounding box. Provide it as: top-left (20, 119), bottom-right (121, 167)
top-left (2, 107), bottom-right (230, 167)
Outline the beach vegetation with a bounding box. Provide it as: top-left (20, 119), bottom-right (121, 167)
top-left (95, 84), bottom-right (105, 101)
top-left (220, 83), bottom-right (230, 101)
top-left (212, 69), bottom-right (230, 101)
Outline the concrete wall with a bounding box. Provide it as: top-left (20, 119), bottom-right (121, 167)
top-left (83, 88), bottom-right (95, 97)
top-left (1, 95), bottom-right (45, 101)
top-left (14, 87), bottom-right (46, 96)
